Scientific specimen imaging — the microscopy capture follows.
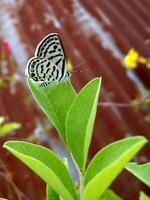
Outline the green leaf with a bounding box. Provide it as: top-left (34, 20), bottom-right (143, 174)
top-left (66, 78), bottom-right (101, 171)
top-left (0, 122), bottom-right (21, 136)
top-left (83, 136), bottom-right (147, 200)
top-left (28, 79), bottom-right (76, 144)
top-left (4, 141), bottom-right (77, 200)
top-left (140, 192), bottom-right (150, 200)
top-left (101, 189), bottom-right (123, 200)
top-left (126, 162), bottom-right (150, 187)
top-left (0, 198), bottom-right (8, 200)
top-left (46, 184), bottom-right (60, 200)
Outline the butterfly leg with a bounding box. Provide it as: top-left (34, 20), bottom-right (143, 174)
top-left (39, 82), bottom-right (50, 87)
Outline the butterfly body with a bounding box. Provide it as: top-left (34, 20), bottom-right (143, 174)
top-left (25, 33), bottom-right (71, 86)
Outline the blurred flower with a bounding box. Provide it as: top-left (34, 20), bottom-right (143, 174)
top-left (144, 114), bottom-right (150, 122)
top-left (145, 39), bottom-right (150, 45)
top-left (3, 41), bottom-right (11, 57)
top-left (124, 49), bottom-right (139, 69)
top-left (146, 58), bottom-right (150, 68)
top-left (124, 48), bottom-right (146, 69)
top-left (0, 116), bottom-right (5, 125)
top-left (67, 59), bottom-right (73, 72)
top-left (0, 78), bottom-right (6, 89)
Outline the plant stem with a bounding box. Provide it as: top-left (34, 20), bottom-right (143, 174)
top-left (70, 153), bottom-right (84, 200)
top-left (79, 171), bottom-right (84, 200)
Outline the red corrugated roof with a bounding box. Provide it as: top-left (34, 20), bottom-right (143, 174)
top-left (0, 1), bottom-right (150, 199)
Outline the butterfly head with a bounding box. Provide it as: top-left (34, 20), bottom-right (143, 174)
top-left (63, 71), bottom-right (71, 81)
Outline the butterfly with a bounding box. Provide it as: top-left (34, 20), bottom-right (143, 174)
top-left (25, 33), bottom-right (71, 87)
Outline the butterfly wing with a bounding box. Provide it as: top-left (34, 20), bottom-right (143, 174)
top-left (26, 57), bottom-right (44, 82)
top-left (26, 57), bottom-right (61, 83)
top-left (35, 33), bottom-right (67, 82)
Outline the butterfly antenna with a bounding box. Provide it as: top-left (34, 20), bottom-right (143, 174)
top-left (71, 69), bottom-right (82, 73)
top-left (70, 62), bottom-right (84, 74)
top-left (73, 62), bottom-right (84, 69)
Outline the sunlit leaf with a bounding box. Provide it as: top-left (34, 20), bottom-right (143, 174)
top-left (0, 122), bottom-right (21, 137)
top-left (4, 141), bottom-right (77, 200)
top-left (140, 191), bottom-right (150, 200)
top-left (100, 189), bottom-right (123, 200)
top-left (66, 78), bottom-right (101, 171)
top-left (83, 136), bottom-right (147, 200)
top-left (28, 79), bottom-right (76, 144)
top-left (126, 162), bottom-right (150, 187)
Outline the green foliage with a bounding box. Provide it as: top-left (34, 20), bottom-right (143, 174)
top-left (144, 114), bottom-right (150, 122)
top-left (126, 162), bottom-right (150, 187)
top-left (101, 189), bottom-right (123, 200)
top-left (4, 141), bottom-right (77, 200)
top-left (0, 116), bottom-right (21, 137)
top-left (3, 78), bottom-right (148, 200)
top-left (66, 78), bottom-right (101, 171)
top-left (46, 184), bottom-right (60, 200)
top-left (83, 136), bottom-right (147, 200)
top-left (28, 79), bottom-right (76, 144)
top-left (140, 192), bottom-right (150, 200)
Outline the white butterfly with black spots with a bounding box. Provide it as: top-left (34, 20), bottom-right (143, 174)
top-left (25, 33), bottom-right (71, 87)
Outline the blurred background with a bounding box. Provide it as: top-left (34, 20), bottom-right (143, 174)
top-left (0, 0), bottom-right (150, 199)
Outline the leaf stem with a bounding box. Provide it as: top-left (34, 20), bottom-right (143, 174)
top-left (79, 171), bottom-right (84, 200)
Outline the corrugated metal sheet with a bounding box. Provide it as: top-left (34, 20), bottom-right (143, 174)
top-left (0, 1), bottom-right (150, 199)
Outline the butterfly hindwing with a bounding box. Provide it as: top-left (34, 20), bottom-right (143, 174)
top-left (27, 57), bottom-right (62, 83)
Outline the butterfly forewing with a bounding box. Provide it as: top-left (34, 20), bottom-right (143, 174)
top-left (35, 33), bottom-right (67, 80)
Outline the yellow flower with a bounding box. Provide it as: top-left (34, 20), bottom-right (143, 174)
top-left (124, 49), bottom-right (139, 69)
top-left (67, 59), bottom-right (73, 72)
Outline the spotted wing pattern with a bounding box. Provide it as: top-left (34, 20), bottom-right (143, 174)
top-left (35, 33), bottom-right (67, 81)
top-left (26, 33), bottom-right (70, 86)
top-left (26, 57), bottom-right (60, 83)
